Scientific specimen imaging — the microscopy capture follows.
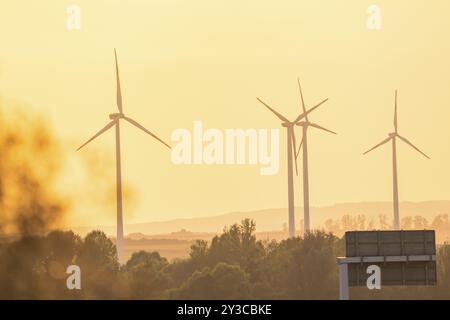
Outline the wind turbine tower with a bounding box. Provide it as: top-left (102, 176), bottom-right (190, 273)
top-left (77, 49), bottom-right (171, 263)
top-left (295, 78), bottom-right (336, 234)
top-left (363, 90), bottom-right (429, 229)
top-left (257, 84), bottom-right (328, 238)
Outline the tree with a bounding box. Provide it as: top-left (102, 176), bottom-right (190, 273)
top-left (259, 231), bottom-right (341, 299)
top-left (124, 251), bottom-right (171, 299)
top-left (207, 219), bottom-right (265, 277)
top-left (171, 263), bottom-right (251, 299)
top-left (189, 239), bottom-right (209, 269)
top-left (436, 243), bottom-right (450, 298)
top-left (0, 235), bottom-right (47, 298)
top-left (41, 230), bottom-right (82, 298)
top-left (76, 230), bottom-right (121, 299)
top-left (77, 230), bottom-right (118, 271)
top-left (46, 230), bottom-right (81, 265)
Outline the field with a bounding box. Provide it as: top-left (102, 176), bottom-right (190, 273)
top-left (121, 230), bottom-right (289, 261)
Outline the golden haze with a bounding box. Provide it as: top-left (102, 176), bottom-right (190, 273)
top-left (0, 1), bottom-right (449, 229)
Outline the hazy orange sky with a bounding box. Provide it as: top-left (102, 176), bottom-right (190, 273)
top-left (1, 1), bottom-right (449, 228)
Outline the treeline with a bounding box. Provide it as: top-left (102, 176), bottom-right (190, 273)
top-left (322, 214), bottom-right (450, 243)
top-left (1, 219), bottom-right (450, 299)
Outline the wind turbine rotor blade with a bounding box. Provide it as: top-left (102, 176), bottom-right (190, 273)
top-left (294, 98), bottom-right (328, 123)
top-left (397, 134), bottom-right (430, 159)
top-left (394, 90), bottom-right (398, 133)
top-left (256, 97), bottom-right (290, 122)
top-left (291, 129), bottom-right (299, 176)
top-left (77, 120), bottom-right (117, 151)
top-left (297, 77), bottom-right (308, 121)
top-left (123, 116), bottom-right (171, 149)
top-left (363, 136), bottom-right (392, 155)
top-left (309, 123), bottom-right (337, 135)
top-left (114, 49), bottom-right (123, 113)
top-left (296, 135), bottom-right (304, 159)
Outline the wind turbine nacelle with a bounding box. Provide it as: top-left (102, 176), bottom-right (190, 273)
top-left (109, 113), bottom-right (124, 120)
top-left (389, 132), bottom-right (397, 138)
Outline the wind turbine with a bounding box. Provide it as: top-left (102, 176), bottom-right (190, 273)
top-left (363, 90), bottom-right (429, 229)
top-left (295, 78), bottom-right (336, 235)
top-left (257, 84), bottom-right (328, 238)
top-left (77, 49), bottom-right (171, 263)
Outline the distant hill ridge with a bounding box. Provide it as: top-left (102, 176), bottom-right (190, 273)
top-left (71, 201), bottom-right (450, 236)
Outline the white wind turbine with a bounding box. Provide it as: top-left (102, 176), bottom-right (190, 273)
top-left (77, 49), bottom-right (171, 263)
top-left (363, 90), bottom-right (429, 229)
top-left (295, 78), bottom-right (336, 235)
top-left (257, 85), bottom-right (328, 238)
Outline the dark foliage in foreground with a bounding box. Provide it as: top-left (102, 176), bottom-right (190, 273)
top-left (1, 219), bottom-right (450, 299)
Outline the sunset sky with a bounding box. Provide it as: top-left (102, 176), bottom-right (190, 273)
top-left (1, 1), bottom-right (449, 228)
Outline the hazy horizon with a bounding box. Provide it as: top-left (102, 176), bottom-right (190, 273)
top-left (2, 1), bottom-right (450, 231)
top-left (64, 200), bottom-right (450, 237)
top-left (70, 199), bottom-right (450, 226)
